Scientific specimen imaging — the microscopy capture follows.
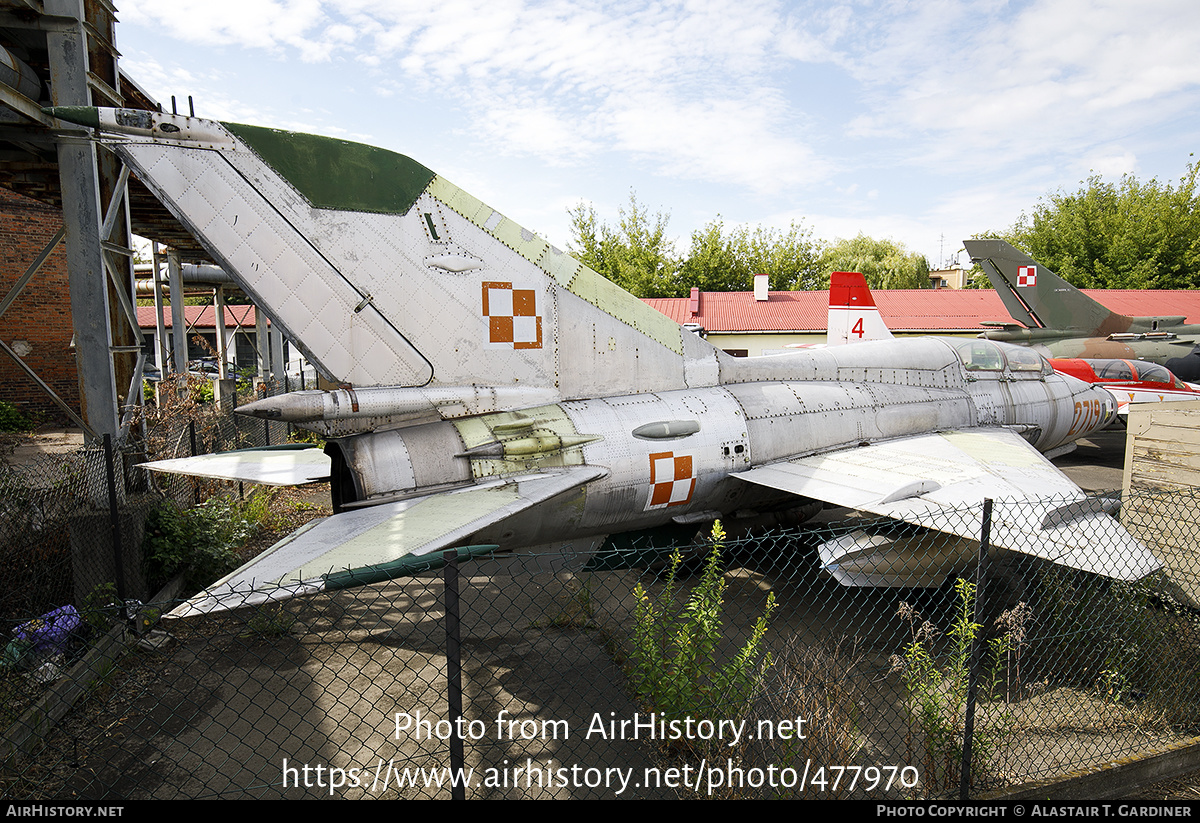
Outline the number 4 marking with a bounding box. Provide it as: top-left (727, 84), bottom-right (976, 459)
top-left (852, 317), bottom-right (864, 338)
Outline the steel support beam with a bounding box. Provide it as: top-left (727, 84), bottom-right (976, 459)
top-left (269, 320), bottom-right (285, 385)
top-left (0, 226), bottom-right (64, 319)
top-left (168, 249), bottom-right (187, 373)
top-left (150, 242), bottom-right (168, 375)
top-left (51, 145), bottom-right (119, 440)
top-left (214, 286), bottom-right (228, 379)
top-left (44, 0), bottom-right (122, 439)
top-left (255, 307), bottom-right (269, 381)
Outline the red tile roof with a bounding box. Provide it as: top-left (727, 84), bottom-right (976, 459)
top-left (643, 289), bottom-right (1200, 333)
top-left (137, 305), bottom-right (258, 329)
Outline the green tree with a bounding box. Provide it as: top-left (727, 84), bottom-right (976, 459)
top-left (816, 234), bottom-right (931, 290)
top-left (997, 159), bottom-right (1200, 289)
top-left (567, 192), bottom-right (679, 297)
top-left (677, 218), bottom-right (824, 292)
top-left (568, 191), bottom-right (824, 297)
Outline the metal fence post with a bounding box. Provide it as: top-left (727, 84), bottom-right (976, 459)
top-left (189, 420), bottom-right (200, 504)
top-left (444, 549), bottom-right (465, 800)
top-left (102, 433), bottom-right (126, 603)
top-left (260, 384), bottom-right (271, 447)
top-left (960, 497), bottom-right (993, 801)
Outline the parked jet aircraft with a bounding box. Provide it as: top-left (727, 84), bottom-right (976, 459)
top-left (964, 239), bottom-right (1200, 381)
top-left (826, 270), bottom-right (894, 345)
top-left (778, 270), bottom-right (893, 351)
top-left (812, 271), bottom-right (1161, 586)
top-left (46, 106), bottom-right (1160, 612)
top-left (822, 271), bottom-right (1200, 417)
top-left (1049, 358), bottom-right (1200, 417)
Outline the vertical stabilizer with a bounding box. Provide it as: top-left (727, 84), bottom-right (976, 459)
top-left (963, 239), bottom-right (1127, 333)
top-left (827, 271), bottom-right (894, 345)
top-left (50, 107), bottom-right (720, 399)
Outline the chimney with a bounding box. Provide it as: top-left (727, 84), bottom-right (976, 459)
top-left (753, 273), bottom-right (769, 302)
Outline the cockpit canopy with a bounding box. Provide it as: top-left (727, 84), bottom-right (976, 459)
top-left (1084, 359), bottom-right (1186, 388)
top-left (954, 339), bottom-right (1054, 377)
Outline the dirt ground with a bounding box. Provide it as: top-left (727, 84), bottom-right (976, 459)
top-left (11, 423), bottom-right (1200, 800)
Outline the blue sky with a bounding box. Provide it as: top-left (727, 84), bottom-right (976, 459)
top-left (116, 0), bottom-right (1200, 273)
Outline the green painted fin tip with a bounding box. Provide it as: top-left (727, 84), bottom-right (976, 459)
top-left (224, 122), bottom-right (436, 216)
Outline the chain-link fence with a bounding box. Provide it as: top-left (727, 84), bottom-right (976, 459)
top-left (1, 409), bottom-right (1199, 799)
top-left (141, 374), bottom-right (307, 459)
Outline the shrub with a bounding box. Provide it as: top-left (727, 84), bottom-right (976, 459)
top-left (0, 400), bottom-right (36, 432)
top-left (1027, 567), bottom-right (1200, 729)
top-left (142, 494), bottom-right (266, 591)
top-left (891, 579), bottom-right (1018, 796)
top-left (628, 521), bottom-right (776, 738)
top-left (81, 582), bottom-right (120, 635)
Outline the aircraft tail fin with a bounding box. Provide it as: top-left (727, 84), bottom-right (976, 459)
top-left (963, 239), bottom-right (1126, 333)
top-left (50, 107), bottom-right (720, 401)
top-left (827, 271), bottom-right (894, 345)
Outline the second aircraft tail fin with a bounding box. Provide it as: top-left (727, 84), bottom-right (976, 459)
top-left (827, 271), bottom-right (894, 345)
top-left (963, 239), bottom-right (1128, 333)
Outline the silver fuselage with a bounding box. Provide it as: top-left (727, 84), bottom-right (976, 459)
top-left (322, 337), bottom-right (1114, 550)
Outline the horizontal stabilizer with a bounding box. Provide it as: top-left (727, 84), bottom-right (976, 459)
top-left (169, 466), bottom-right (607, 616)
top-left (141, 445), bottom-right (331, 486)
top-left (737, 428), bottom-right (1161, 582)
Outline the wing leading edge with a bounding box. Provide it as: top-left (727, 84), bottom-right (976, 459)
top-left (169, 466), bottom-right (608, 617)
top-left (736, 428), bottom-right (1161, 585)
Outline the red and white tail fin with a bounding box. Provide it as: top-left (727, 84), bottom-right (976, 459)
top-left (827, 271), bottom-right (894, 345)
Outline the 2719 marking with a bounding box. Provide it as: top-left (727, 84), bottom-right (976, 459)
top-left (1069, 398), bottom-right (1104, 436)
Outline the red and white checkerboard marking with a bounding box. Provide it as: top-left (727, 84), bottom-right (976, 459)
top-left (1017, 266), bottom-right (1037, 288)
top-left (482, 281), bottom-right (542, 349)
top-left (647, 452), bottom-right (695, 509)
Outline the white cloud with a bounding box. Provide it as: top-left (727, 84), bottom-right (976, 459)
top-left (121, 0), bottom-right (333, 60)
top-left (1082, 151), bottom-right (1139, 179)
top-left (477, 101), bottom-right (603, 162)
top-left (605, 91), bottom-right (828, 190)
top-left (116, 0), bottom-right (1200, 266)
top-left (121, 0), bottom-right (828, 189)
top-left (829, 0), bottom-right (1200, 173)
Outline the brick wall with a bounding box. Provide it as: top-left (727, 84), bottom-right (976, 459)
top-left (0, 187), bottom-right (80, 423)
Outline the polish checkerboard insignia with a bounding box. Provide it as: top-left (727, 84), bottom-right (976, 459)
top-left (647, 451), bottom-right (695, 509)
top-left (482, 281), bottom-right (542, 349)
top-left (1017, 266), bottom-right (1037, 287)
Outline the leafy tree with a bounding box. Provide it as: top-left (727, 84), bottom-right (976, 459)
top-left (677, 218), bottom-right (824, 292)
top-left (816, 234), bottom-right (931, 290)
top-left (995, 159), bottom-right (1200, 289)
top-left (567, 192), bottom-right (679, 298)
top-left (568, 191), bottom-right (823, 297)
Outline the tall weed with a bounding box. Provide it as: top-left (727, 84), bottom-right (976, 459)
top-left (892, 579), bottom-right (1019, 796)
top-left (628, 521), bottom-right (776, 737)
top-left (143, 493), bottom-right (269, 591)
